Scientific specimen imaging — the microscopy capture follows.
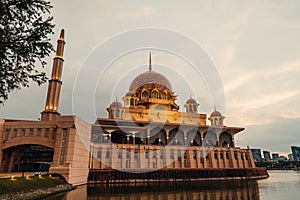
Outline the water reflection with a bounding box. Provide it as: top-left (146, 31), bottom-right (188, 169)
top-left (42, 171), bottom-right (300, 200)
top-left (58, 180), bottom-right (259, 200)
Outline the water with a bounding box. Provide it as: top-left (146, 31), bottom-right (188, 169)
top-left (46, 170), bottom-right (300, 200)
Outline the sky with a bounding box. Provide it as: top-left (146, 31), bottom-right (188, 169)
top-left (1, 0), bottom-right (300, 156)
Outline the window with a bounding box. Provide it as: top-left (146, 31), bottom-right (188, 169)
top-left (160, 151), bottom-right (164, 159)
top-left (59, 129), bottom-right (68, 166)
top-left (193, 105), bottom-right (197, 112)
top-left (4, 129), bottom-right (9, 140)
top-left (152, 91), bottom-right (158, 99)
top-left (170, 150), bottom-right (174, 159)
top-left (29, 129), bottom-right (34, 136)
top-left (226, 153), bottom-right (229, 159)
top-left (214, 118), bottom-right (218, 125)
top-left (130, 99), bottom-right (134, 106)
top-left (214, 152), bottom-right (218, 159)
top-left (142, 91), bottom-right (148, 99)
top-left (177, 150), bottom-right (181, 159)
top-left (13, 129), bottom-right (17, 138)
top-left (145, 150), bottom-right (149, 159)
top-left (193, 150), bottom-right (197, 159)
top-left (20, 129), bottom-right (25, 137)
top-left (106, 151), bottom-right (110, 158)
top-left (153, 151), bottom-right (157, 159)
top-left (220, 152), bottom-right (224, 159)
top-left (126, 150), bottom-right (130, 158)
top-left (52, 129), bottom-right (57, 140)
top-left (37, 128), bottom-right (41, 137)
top-left (115, 109), bottom-right (120, 118)
top-left (125, 99), bottom-right (129, 106)
top-left (135, 92), bottom-right (140, 98)
top-left (118, 151), bottom-right (122, 158)
top-left (234, 152), bottom-right (238, 160)
top-left (44, 128), bottom-right (49, 138)
top-left (161, 92), bottom-right (166, 100)
top-left (97, 151), bottom-right (102, 158)
top-left (134, 150), bottom-right (138, 159)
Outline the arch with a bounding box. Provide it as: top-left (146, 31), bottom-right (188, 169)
top-left (150, 127), bottom-right (166, 145)
top-left (111, 132), bottom-right (127, 144)
top-left (135, 92), bottom-right (140, 99)
top-left (169, 128), bottom-right (184, 145)
top-left (203, 131), bottom-right (217, 147)
top-left (142, 90), bottom-right (149, 99)
top-left (1, 144), bottom-right (54, 173)
top-left (219, 132), bottom-right (233, 147)
top-left (115, 109), bottom-right (120, 118)
top-left (186, 130), bottom-right (201, 146)
top-left (153, 105), bottom-right (165, 110)
top-left (161, 92), bottom-right (167, 100)
top-left (125, 99), bottom-right (130, 106)
top-left (130, 98), bottom-right (135, 106)
top-left (151, 90), bottom-right (159, 99)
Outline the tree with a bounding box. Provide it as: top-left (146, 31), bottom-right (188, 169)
top-left (0, 0), bottom-right (55, 105)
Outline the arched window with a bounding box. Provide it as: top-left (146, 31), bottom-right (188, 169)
top-left (214, 118), bottom-right (218, 125)
top-left (161, 92), bottom-right (166, 100)
top-left (115, 109), bottom-right (120, 118)
top-left (193, 105), bottom-right (197, 112)
top-left (125, 99), bottom-right (129, 106)
top-left (189, 105), bottom-right (192, 112)
top-left (135, 92), bottom-right (140, 98)
top-left (130, 98), bottom-right (134, 106)
top-left (142, 91), bottom-right (148, 99)
top-left (152, 91), bottom-right (158, 99)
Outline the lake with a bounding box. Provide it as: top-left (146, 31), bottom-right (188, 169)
top-left (46, 170), bottom-right (300, 200)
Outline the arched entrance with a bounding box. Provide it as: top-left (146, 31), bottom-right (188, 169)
top-left (169, 128), bottom-right (184, 145)
top-left (1, 145), bottom-right (54, 173)
top-left (150, 127), bottom-right (166, 145)
top-left (219, 132), bottom-right (233, 147)
top-left (203, 131), bottom-right (217, 147)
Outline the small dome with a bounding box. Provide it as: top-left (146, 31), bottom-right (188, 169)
top-left (129, 70), bottom-right (172, 91)
top-left (210, 110), bottom-right (222, 117)
top-left (110, 101), bottom-right (122, 108)
top-left (186, 98), bottom-right (197, 104)
top-left (125, 91), bottom-right (136, 97)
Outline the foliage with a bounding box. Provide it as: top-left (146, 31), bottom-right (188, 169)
top-left (0, 174), bottom-right (67, 195)
top-left (0, 0), bottom-right (55, 105)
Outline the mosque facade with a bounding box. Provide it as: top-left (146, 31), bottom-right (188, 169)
top-left (0, 30), bottom-right (268, 185)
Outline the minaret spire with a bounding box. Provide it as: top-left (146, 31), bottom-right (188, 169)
top-left (148, 52), bottom-right (152, 71)
top-left (41, 29), bottom-right (66, 121)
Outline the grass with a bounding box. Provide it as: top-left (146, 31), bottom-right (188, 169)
top-left (0, 174), bottom-right (67, 195)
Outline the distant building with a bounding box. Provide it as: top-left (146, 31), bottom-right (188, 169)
top-left (272, 153), bottom-right (279, 160)
top-left (291, 146), bottom-right (300, 161)
top-left (263, 151), bottom-right (271, 160)
top-left (288, 154), bottom-right (294, 161)
top-left (251, 149), bottom-right (262, 161)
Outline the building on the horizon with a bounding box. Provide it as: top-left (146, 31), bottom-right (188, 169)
top-left (291, 146), bottom-right (300, 161)
top-left (288, 153), bottom-right (294, 161)
top-left (0, 30), bottom-right (269, 185)
top-left (263, 151), bottom-right (271, 161)
top-left (272, 153), bottom-right (279, 160)
top-left (251, 149), bottom-right (262, 161)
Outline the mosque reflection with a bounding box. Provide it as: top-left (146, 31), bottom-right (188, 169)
top-left (63, 180), bottom-right (260, 200)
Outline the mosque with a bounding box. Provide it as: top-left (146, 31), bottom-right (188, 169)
top-left (0, 30), bottom-right (268, 185)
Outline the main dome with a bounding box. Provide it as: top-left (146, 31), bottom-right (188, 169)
top-left (129, 70), bottom-right (172, 91)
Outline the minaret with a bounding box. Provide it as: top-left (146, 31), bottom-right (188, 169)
top-left (41, 29), bottom-right (66, 121)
